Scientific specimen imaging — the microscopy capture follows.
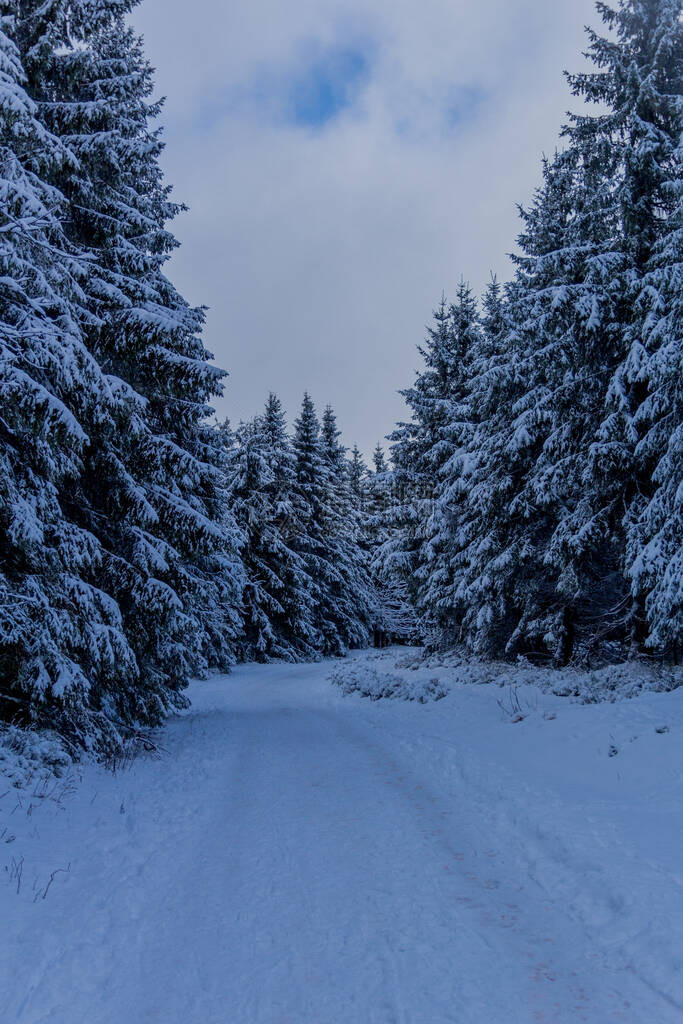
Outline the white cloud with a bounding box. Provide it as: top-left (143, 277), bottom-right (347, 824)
top-left (132, 0), bottom-right (597, 455)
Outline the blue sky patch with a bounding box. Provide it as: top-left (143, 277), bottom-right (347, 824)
top-left (194, 37), bottom-right (376, 135)
top-left (287, 44), bottom-right (372, 128)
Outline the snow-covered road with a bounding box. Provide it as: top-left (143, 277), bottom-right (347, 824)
top-left (2, 655), bottom-right (683, 1023)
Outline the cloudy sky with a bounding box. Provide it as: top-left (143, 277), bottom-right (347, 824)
top-left (131, 0), bottom-right (597, 457)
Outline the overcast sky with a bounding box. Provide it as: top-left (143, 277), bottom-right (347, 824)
top-left (131, 0), bottom-right (597, 458)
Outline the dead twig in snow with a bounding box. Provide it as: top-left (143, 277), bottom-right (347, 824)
top-left (35, 863), bottom-right (71, 902)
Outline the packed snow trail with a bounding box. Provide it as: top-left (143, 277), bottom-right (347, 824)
top-left (2, 656), bottom-right (683, 1023)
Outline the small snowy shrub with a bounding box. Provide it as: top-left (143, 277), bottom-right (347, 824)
top-left (410, 649), bottom-right (683, 704)
top-left (0, 727), bottom-right (72, 788)
top-left (329, 658), bottom-right (448, 702)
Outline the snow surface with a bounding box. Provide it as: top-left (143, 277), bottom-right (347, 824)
top-left (2, 650), bottom-right (683, 1023)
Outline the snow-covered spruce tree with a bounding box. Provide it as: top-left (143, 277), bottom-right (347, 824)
top-left (348, 444), bottom-right (368, 507)
top-left (543, 0), bottom-right (683, 658)
top-left (364, 445), bottom-right (416, 645)
top-left (416, 281), bottom-right (482, 647)
top-left (225, 395), bottom-right (317, 662)
top-left (320, 404), bottom-right (373, 647)
top-left (204, 416), bottom-right (246, 654)
top-left (292, 394), bottom-right (370, 655)
top-left (259, 393), bottom-right (320, 657)
top-left (461, 150), bottom-right (628, 664)
top-left (291, 394), bottom-right (337, 655)
top-left (365, 445), bottom-right (390, 562)
top-left (372, 443), bottom-right (387, 475)
top-left (346, 444), bottom-right (386, 632)
top-left (444, 274), bottom-right (539, 659)
top-left (451, 2), bottom-right (683, 664)
top-left (379, 289), bottom-right (480, 647)
top-left (579, 0), bottom-right (683, 654)
top-left (363, 446), bottom-right (390, 593)
top-left (0, 12), bottom-right (139, 741)
top-left (630, 173), bottom-right (683, 653)
top-left (378, 298), bottom-right (456, 630)
top-left (13, 1), bottom-right (241, 746)
top-left (227, 417), bottom-right (287, 662)
top-left (365, 442), bottom-right (395, 595)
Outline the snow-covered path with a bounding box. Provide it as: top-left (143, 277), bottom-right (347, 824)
top-left (3, 656), bottom-right (683, 1023)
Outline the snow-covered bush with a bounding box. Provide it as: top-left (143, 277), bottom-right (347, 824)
top-left (331, 648), bottom-right (682, 707)
top-left (0, 727), bottom-right (72, 789)
top-left (329, 654), bottom-right (448, 702)
top-left (400, 650), bottom-right (683, 704)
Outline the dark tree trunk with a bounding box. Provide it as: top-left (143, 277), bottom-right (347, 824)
top-left (555, 606), bottom-right (575, 668)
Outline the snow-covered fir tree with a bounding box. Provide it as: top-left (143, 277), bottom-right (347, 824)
top-left (547, 0), bottom-right (683, 657)
top-left (225, 395), bottom-right (318, 662)
top-left (227, 416), bottom-right (289, 662)
top-left (378, 298), bottom-right (456, 620)
top-left (385, 0), bottom-right (682, 664)
top-left (365, 445), bottom-right (390, 553)
top-left (380, 289), bottom-right (480, 647)
top-left (630, 162), bottom-right (683, 653)
top-left (372, 443), bottom-right (387, 475)
top-left (257, 393), bottom-right (320, 657)
top-left (0, 12), bottom-right (143, 743)
top-left (318, 404), bottom-right (374, 649)
top-left (458, 150), bottom-right (627, 663)
top-left (442, 274), bottom-right (531, 659)
top-left (292, 395), bottom-right (371, 655)
top-left (348, 444), bottom-right (368, 506)
top-left (579, 0), bottom-right (683, 654)
top-left (416, 282), bottom-right (482, 646)
top-left (364, 445), bottom-right (416, 645)
top-left (7, 0), bottom-right (241, 748)
top-left (225, 395), bottom-right (374, 661)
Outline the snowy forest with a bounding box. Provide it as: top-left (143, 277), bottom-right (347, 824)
top-left (1, 0), bottom-right (681, 759)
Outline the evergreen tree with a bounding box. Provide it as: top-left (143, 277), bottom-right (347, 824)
top-left (594, 0), bottom-right (683, 653)
top-left (228, 417), bottom-right (288, 661)
top-left (321, 405), bottom-right (373, 646)
top-left (348, 444), bottom-right (368, 507)
top-left (0, 13), bottom-right (140, 742)
top-left (555, 0), bottom-right (683, 655)
top-left (292, 395), bottom-right (370, 655)
top-left (445, 274), bottom-right (528, 658)
top-left (11, 0), bottom-right (240, 745)
top-left (417, 282), bottom-right (481, 645)
top-left (260, 393), bottom-right (319, 656)
top-left (381, 287), bottom-right (481, 647)
top-left (364, 444), bottom-right (415, 645)
top-left (365, 447), bottom-right (390, 550)
top-left (461, 150), bottom-right (627, 663)
top-left (628, 162), bottom-right (683, 651)
top-left (226, 396), bottom-right (317, 661)
top-left (291, 394), bottom-right (338, 654)
top-left (372, 443), bottom-right (387, 475)
top-left (378, 298), bottom-right (456, 620)
top-left (425, 1), bottom-right (683, 663)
